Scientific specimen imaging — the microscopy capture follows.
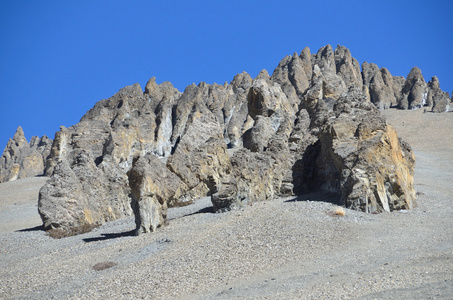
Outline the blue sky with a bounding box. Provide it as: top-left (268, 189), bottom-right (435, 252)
top-left (1, 0), bottom-right (452, 150)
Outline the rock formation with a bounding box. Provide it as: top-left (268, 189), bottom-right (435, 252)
top-left (38, 150), bottom-right (132, 230)
top-left (300, 87), bottom-right (416, 212)
top-left (0, 127), bottom-right (52, 183)
top-left (30, 44), bottom-right (451, 234)
top-left (427, 76), bottom-right (451, 112)
top-left (127, 154), bottom-right (185, 235)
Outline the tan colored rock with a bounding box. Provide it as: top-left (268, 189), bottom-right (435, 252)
top-left (36, 44), bottom-right (438, 235)
top-left (427, 76), bottom-right (451, 112)
top-left (167, 114), bottom-right (232, 205)
top-left (311, 45), bottom-right (347, 99)
top-left (0, 127), bottom-right (49, 182)
top-left (334, 45), bottom-right (363, 89)
top-left (242, 116), bottom-right (275, 152)
top-left (303, 87), bottom-right (416, 212)
top-left (362, 62), bottom-right (396, 109)
top-left (225, 72), bottom-right (253, 148)
top-left (38, 150), bottom-right (132, 231)
top-left (271, 51), bottom-right (311, 97)
top-left (401, 67), bottom-right (427, 109)
top-left (127, 153), bottom-right (187, 235)
top-left (390, 76), bottom-right (405, 105)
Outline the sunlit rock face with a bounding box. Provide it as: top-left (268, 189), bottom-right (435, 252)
top-left (34, 44), bottom-right (450, 234)
top-left (0, 126), bottom-right (52, 183)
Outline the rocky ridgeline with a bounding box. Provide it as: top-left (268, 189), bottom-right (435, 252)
top-left (2, 44), bottom-right (450, 235)
top-left (0, 126), bottom-right (52, 183)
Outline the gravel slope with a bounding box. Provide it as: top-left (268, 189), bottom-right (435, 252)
top-left (0, 109), bottom-right (452, 299)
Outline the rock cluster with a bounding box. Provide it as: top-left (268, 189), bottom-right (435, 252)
top-left (0, 127), bottom-right (52, 183)
top-left (22, 44), bottom-right (451, 234)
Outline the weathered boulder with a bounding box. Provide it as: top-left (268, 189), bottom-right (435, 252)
top-left (127, 153), bottom-right (187, 235)
top-left (38, 150), bottom-right (132, 231)
top-left (209, 174), bottom-right (241, 212)
top-left (209, 149), bottom-right (276, 212)
top-left (0, 127), bottom-right (51, 182)
top-left (362, 62), bottom-right (396, 109)
top-left (401, 67), bottom-right (427, 109)
top-left (242, 116), bottom-right (275, 152)
top-left (300, 87), bottom-right (416, 212)
top-left (427, 76), bottom-right (451, 112)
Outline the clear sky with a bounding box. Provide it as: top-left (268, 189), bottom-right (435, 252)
top-left (1, 0), bottom-right (452, 150)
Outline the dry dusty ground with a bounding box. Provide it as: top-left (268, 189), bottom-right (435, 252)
top-left (0, 109), bottom-right (452, 299)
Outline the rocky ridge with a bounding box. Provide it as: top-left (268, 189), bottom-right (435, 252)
top-left (0, 126), bottom-right (52, 183)
top-left (2, 44), bottom-right (450, 234)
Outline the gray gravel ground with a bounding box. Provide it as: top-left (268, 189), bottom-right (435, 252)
top-left (0, 109), bottom-right (452, 299)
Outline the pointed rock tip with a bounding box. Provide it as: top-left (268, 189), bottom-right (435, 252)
top-left (319, 44), bottom-right (333, 53)
top-left (407, 67), bottom-right (424, 81)
top-left (198, 81), bottom-right (207, 88)
top-left (12, 126), bottom-right (28, 145)
top-left (300, 47), bottom-right (311, 59)
top-left (144, 77), bottom-right (158, 94)
top-left (13, 126), bottom-right (25, 139)
top-left (409, 66), bottom-right (422, 74)
top-left (335, 44), bottom-right (351, 55)
top-left (119, 83), bottom-right (143, 94)
top-left (231, 71), bottom-right (251, 83)
top-left (255, 69), bottom-right (270, 80)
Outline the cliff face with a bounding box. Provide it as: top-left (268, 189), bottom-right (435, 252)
top-left (30, 44), bottom-right (450, 233)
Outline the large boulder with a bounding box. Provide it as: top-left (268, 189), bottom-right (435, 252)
top-left (127, 154), bottom-right (187, 235)
top-left (301, 87), bottom-right (416, 212)
top-left (427, 76), bottom-right (451, 112)
top-left (401, 67), bottom-right (427, 109)
top-left (38, 150), bottom-right (132, 231)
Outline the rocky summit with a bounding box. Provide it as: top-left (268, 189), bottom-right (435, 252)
top-left (2, 44), bottom-right (449, 235)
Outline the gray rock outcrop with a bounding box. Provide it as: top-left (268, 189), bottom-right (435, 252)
top-left (302, 87), bottom-right (416, 212)
top-left (127, 154), bottom-right (187, 235)
top-left (32, 44), bottom-right (451, 235)
top-left (401, 67), bottom-right (428, 109)
top-left (0, 127), bottom-right (52, 183)
top-left (427, 76), bottom-right (451, 112)
top-left (38, 150), bottom-right (132, 230)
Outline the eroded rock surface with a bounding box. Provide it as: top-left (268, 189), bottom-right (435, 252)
top-left (31, 44), bottom-right (451, 234)
top-left (127, 154), bottom-right (186, 235)
top-left (0, 127), bottom-right (52, 183)
top-left (302, 87), bottom-right (416, 212)
top-left (38, 150), bottom-right (132, 230)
